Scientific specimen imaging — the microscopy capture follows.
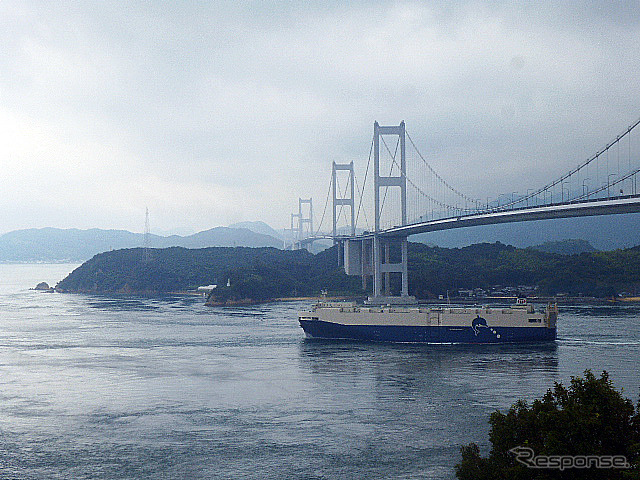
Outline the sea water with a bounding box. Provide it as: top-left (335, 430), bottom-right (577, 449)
top-left (0, 263), bottom-right (639, 479)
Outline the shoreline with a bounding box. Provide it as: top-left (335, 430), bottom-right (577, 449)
top-left (53, 289), bottom-right (640, 306)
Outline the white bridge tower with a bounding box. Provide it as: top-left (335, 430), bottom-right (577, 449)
top-left (343, 121), bottom-right (415, 304)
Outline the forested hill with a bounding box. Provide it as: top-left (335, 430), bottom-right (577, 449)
top-left (56, 242), bottom-right (640, 301)
top-left (408, 242), bottom-right (640, 298)
top-left (56, 246), bottom-right (361, 301)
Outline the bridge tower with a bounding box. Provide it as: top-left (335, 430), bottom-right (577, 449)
top-left (342, 121), bottom-right (415, 304)
top-left (332, 161), bottom-right (355, 241)
top-left (372, 121), bottom-right (411, 302)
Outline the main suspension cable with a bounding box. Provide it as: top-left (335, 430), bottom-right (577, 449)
top-left (313, 175), bottom-right (333, 237)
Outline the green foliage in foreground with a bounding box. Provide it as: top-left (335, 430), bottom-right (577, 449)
top-left (56, 242), bottom-right (640, 300)
top-left (456, 370), bottom-right (640, 480)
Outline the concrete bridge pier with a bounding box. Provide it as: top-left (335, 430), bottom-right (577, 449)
top-left (344, 236), bottom-right (414, 304)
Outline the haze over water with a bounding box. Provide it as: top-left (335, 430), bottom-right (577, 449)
top-left (0, 264), bottom-right (639, 479)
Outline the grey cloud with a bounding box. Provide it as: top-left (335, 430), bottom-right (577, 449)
top-left (0, 1), bottom-right (639, 233)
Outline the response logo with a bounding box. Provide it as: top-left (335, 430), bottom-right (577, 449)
top-left (509, 446), bottom-right (630, 470)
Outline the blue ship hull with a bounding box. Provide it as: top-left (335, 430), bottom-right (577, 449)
top-left (299, 319), bottom-right (556, 344)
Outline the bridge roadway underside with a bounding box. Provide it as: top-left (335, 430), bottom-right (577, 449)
top-left (376, 195), bottom-right (640, 238)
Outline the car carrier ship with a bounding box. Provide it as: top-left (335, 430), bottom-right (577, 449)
top-left (299, 298), bottom-right (557, 343)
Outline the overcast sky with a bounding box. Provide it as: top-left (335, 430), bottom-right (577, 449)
top-left (1, 1), bottom-right (639, 235)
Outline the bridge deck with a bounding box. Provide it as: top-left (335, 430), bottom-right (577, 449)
top-left (321, 194), bottom-right (640, 239)
top-left (297, 195), bottom-right (640, 245)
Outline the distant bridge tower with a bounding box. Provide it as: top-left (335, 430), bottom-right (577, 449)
top-left (299, 198), bottom-right (313, 240)
top-left (332, 161), bottom-right (355, 241)
top-left (290, 198), bottom-right (313, 251)
top-left (290, 212), bottom-right (301, 249)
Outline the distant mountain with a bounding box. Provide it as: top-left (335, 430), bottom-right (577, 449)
top-left (0, 228), bottom-right (142, 263)
top-left (155, 227), bottom-right (282, 249)
top-left (0, 227), bottom-right (282, 263)
top-left (528, 239), bottom-right (597, 255)
top-left (228, 221), bottom-right (283, 240)
top-left (412, 213), bottom-right (640, 251)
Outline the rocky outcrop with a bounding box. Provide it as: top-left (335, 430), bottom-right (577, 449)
top-left (33, 282), bottom-right (54, 292)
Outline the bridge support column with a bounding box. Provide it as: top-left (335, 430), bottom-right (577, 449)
top-left (361, 239), bottom-right (366, 291)
top-left (373, 236), bottom-right (382, 298)
top-left (401, 237), bottom-right (409, 297)
top-left (384, 241), bottom-right (390, 296)
top-left (343, 235), bottom-right (412, 302)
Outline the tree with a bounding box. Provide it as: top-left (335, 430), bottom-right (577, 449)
top-left (456, 370), bottom-right (640, 479)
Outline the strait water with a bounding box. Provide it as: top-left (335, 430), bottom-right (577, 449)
top-left (0, 263), bottom-right (639, 479)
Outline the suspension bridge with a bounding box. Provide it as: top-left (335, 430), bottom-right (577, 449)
top-left (288, 118), bottom-right (640, 304)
